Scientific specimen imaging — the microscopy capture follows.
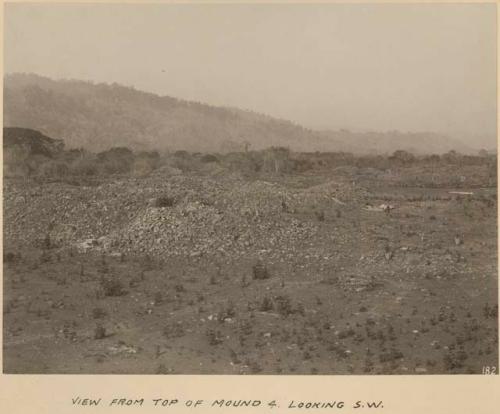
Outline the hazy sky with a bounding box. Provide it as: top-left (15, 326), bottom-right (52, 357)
top-left (4, 3), bottom-right (497, 145)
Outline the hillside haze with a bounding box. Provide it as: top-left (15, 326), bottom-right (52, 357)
top-left (4, 73), bottom-right (475, 155)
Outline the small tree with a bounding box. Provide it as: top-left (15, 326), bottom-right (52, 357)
top-left (390, 150), bottom-right (415, 165)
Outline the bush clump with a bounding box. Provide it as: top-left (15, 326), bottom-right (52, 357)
top-left (163, 322), bottom-right (185, 338)
top-left (200, 154), bottom-right (219, 163)
top-left (94, 324), bottom-right (107, 340)
top-left (206, 328), bottom-right (224, 345)
top-left (92, 307), bottom-right (108, 319)
top-left (154, 196), bottom-right (176, 208)
top-left (252, 262), bottom-right (271, 280)
top-left (3, 251), bottom-right (20, 263)
top-left (259, 295), bottom-right (274, 312)
top-left (100, 277), bottom-right (127, 297)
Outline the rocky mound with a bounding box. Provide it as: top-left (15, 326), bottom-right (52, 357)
top-left (3, 173), bottom-right (367, 260)
top-left (3, 127), bottom-right (64, 157)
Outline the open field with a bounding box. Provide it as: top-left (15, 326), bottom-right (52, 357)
top-left (3, 156), bottom-right (498, 374)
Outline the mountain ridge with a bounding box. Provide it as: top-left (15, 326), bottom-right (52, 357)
top-left (4, 73), bottom-right (475, 155)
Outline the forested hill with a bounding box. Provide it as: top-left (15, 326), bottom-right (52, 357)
top-left (4, 73), bottom-right (323, 153)
top-left (4, 73), bottom-right (474, 154)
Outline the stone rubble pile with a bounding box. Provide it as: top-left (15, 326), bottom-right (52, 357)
top-left (4, 174), bottom-right (366, 259)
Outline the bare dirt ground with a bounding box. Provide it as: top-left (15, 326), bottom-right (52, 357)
top-left (3, 164), bottom-right (498, 374)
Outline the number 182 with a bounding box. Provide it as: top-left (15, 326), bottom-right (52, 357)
top-left (482, 366), bottom-right (497, 374)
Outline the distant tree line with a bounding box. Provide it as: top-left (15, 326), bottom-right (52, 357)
top-left (4, 143), bottom-right (161, 179)
top-left (4, 130), bottom-right (496, 187)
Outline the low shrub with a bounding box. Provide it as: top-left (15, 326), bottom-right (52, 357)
top-left (252, 262), bottom-right (271, 280)
top-left (100, 277), bottom-right (127, 297)
top-left (154, 196), bottom-right (176, 208)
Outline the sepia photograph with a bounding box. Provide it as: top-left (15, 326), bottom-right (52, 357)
top-left (2, 2), bottom-right (498, 375)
